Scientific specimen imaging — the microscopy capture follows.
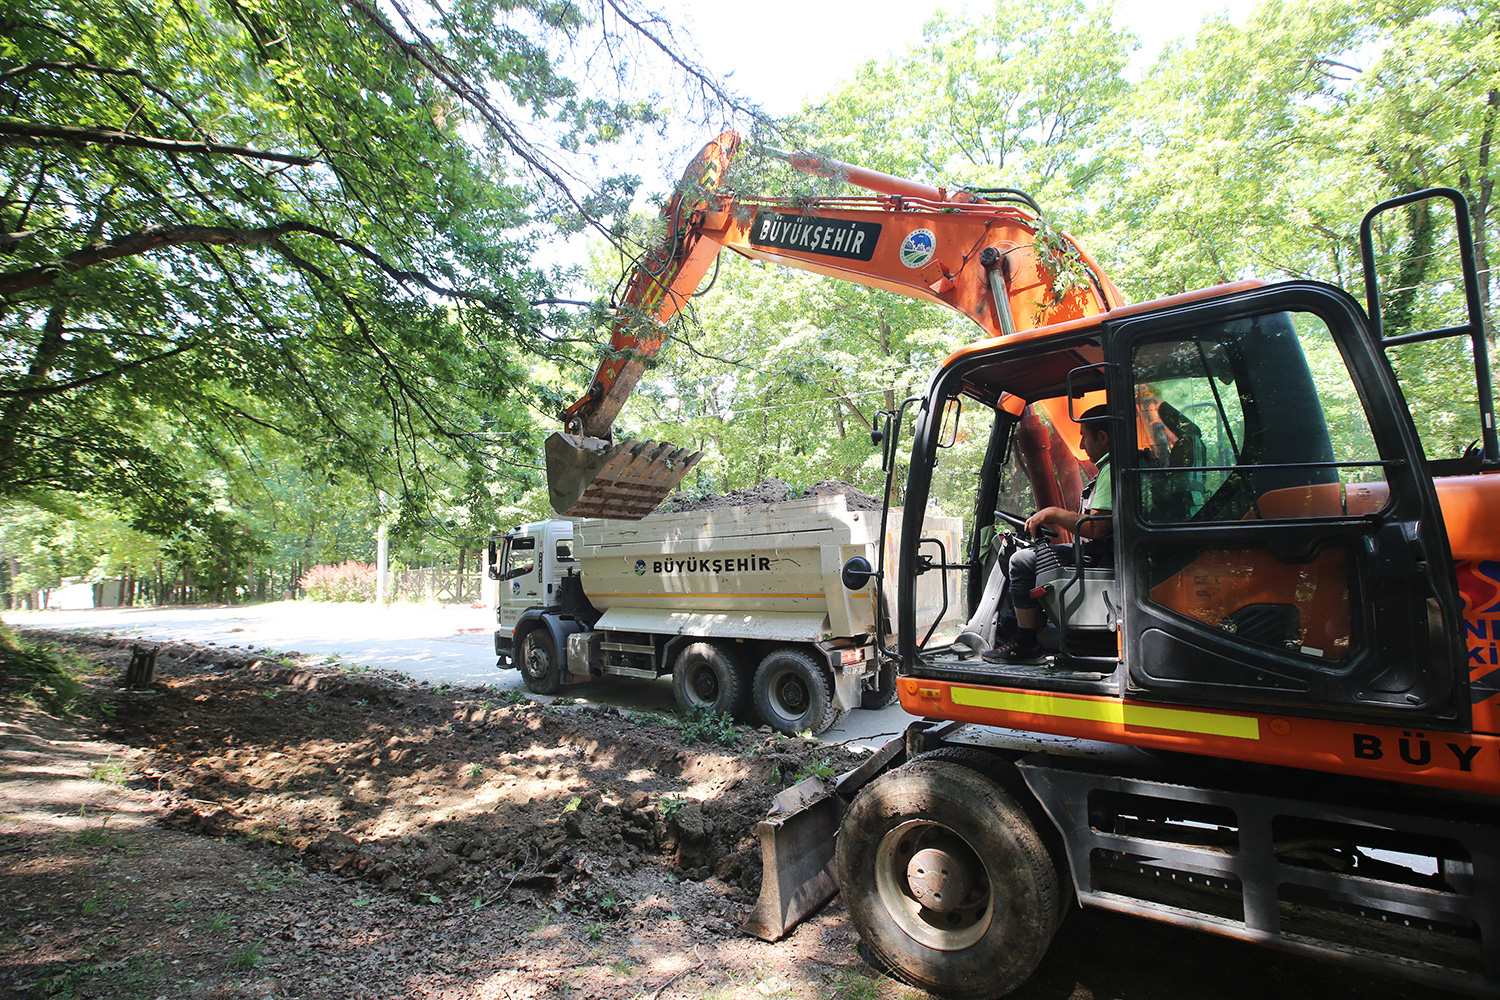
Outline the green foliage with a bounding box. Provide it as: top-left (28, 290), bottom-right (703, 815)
top-left (676, 706), bottom-right (741, 746)
top-left (0, 623), bottom-right (84, 713)
top-left (3, 0), bottom-right (1493, 589)
top-left (793, 758), bottom-right (837, 783)
top-left (0, 0), bottom-right (724, 583)
top-left (657, 793), bottom-right (687, 821)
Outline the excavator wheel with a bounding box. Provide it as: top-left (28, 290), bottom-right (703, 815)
top-left (672, 641), bottom-right (748, 719)
top-left (752, 648), bottom-right (837, 736)
top-left (836, 758), bottom-right (1061, 1000)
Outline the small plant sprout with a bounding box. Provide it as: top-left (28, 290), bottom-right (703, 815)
top-left (794, 758), bottom-right (837, 783)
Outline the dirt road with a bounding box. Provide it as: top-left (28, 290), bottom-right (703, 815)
top-left (0, 628), bottom-right (1466, 1000)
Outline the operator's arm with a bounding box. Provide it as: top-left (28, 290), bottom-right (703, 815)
top-left (1025, 506), bottom-right (1113, 539)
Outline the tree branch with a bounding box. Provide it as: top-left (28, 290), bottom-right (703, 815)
top-left (0, 119), bottom-right (316, 166)
top-left (0, 338), bottom-right (201, 399)
top-left (0, 222), bottom-right (306, 296)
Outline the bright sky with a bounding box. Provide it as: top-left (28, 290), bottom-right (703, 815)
top-left (660, 0), bottom-right (1260, 116)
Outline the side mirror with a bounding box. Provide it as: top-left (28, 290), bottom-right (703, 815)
top-left (841, 555), bottom-right (876, 591)
top-left (486, 540), bottom-right (500, 580)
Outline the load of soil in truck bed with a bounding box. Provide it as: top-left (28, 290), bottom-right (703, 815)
top-left (656, 478), bottom-right (881, 513)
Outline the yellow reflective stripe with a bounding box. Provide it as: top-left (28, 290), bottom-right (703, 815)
top-left (588, 593), bottom-right (826, 600)
top-left (949, 687), bottom-right (1260, 740)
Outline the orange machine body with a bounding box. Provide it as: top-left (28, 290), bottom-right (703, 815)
top-left (900, 464), bottom-right (1500, 796)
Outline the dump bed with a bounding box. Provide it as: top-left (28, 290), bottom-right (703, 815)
top-left (576, 495), bottom-right (961, 643)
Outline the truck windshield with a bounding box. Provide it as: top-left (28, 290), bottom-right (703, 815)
top-left (503, 535), bottom-right (536, 579)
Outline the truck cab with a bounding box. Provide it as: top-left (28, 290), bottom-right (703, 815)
top-left (489, 520), bottom-right (577, 658)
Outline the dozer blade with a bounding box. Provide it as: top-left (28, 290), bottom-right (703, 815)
top-left (546, 432), bottom-right (702, 519)
top-left (742, 736), bottom-right (905, 942)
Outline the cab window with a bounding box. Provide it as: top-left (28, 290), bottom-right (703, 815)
top-left (1131, 311), bottom-right (1387, 525)
top-left (502, 535), bottom-right (536, 579)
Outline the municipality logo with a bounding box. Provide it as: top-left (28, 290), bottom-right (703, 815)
top-left (900, 229), bottom-right (936, 268)
top-left (634, 559), bottom-right (647, 576)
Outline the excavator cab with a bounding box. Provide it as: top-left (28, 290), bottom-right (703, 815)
top-left (892, 279), bottom-right (1468, 728)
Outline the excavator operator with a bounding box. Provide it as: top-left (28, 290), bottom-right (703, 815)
top-left (984, 405), bottom-right (1114, 663)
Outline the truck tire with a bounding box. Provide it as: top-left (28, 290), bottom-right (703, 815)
top-left (752, 648), bottom-right (836, 735)
top-left (860, 658), bottom-right (898, 709)
top-left (836, 758), bottom-right (1061, 1000)
top-left (672, 642), bottom-right (747, 718)
top-left (518, 630), bottom-right (563, 695)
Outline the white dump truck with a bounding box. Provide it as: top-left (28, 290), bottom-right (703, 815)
top-left (487, 494), bottom-right (961, 735)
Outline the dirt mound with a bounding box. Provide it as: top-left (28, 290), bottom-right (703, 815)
top-left (658, 478), bottom-right (881, 513)
top-left (20, 630), bottom-right (863, 915)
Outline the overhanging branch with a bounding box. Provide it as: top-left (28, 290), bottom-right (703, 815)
top-left (0, 119), bottom-right (317, 166)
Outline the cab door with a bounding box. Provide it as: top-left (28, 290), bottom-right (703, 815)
top-left (496, 532), bottom-right (541, 637)
top-left (1107, 283), bottom-right (1466, 726)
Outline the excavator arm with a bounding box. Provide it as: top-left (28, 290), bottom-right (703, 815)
top-left (546, 130), bottom-right (1123, 518)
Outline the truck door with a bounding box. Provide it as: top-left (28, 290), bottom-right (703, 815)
top-left (1107, 283), bottom-right (1467, 726)
top-left (496, 532), bottom-right (541, 635)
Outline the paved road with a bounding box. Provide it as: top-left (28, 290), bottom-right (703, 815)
top-left (4, 602), bottom-right (912, 749)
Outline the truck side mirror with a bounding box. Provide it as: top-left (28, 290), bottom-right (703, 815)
top-left (487, 540), bottom-right (500, 580)
top-left (841, 555), bottom-right (876, 591)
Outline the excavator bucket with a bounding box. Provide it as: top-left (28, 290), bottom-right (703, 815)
top-left (742, 735), bottom-right (905, 941)
top-left (546, 432), bottom-right (702, 519)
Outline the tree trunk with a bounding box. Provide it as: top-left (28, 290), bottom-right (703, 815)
top-left (1467, 87), bottom-right (1497, 353)
top-left (879, 312), bottom-right (897, 414)
top-left (4, 557), bottom-right (18, 610)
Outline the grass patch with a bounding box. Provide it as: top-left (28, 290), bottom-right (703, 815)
top-left (87, 756), bottom-right (132, 785)
top-left (70, 809), bottom-right (123, 849)
top-left (823, 967), bottom-right (890, 999)
top-left (225, 941), bottom-right (264, 971)
top-left (27, 955), bottom-right (160, 999)
top-left (0, 623), bottom-right (86, 714)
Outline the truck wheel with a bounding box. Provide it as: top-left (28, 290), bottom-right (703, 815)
top-left (672, 642), bottom-right (747, 718)
top-left (836, 759), bottom-right (1061, 1000)
top-left (518, 630), bottom-right (563, 695)
top-left (860, 658), bottom-right (898, 709)
top-left (753, 648), bottom-right (836, 735)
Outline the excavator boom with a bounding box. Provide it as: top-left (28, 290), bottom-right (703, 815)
top-left (546, 131), bottom-right (1121, 518)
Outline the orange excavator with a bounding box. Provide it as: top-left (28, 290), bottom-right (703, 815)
top-left (546, 130), bottom-right (1119, 517)
top-left (550, 134), bottom-right (1500, 997)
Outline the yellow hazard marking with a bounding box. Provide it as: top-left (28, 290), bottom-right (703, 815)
top-left (589, 593), bottom-right (825, 600)
top-left (949, 687), bottom-right (1260, 740)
